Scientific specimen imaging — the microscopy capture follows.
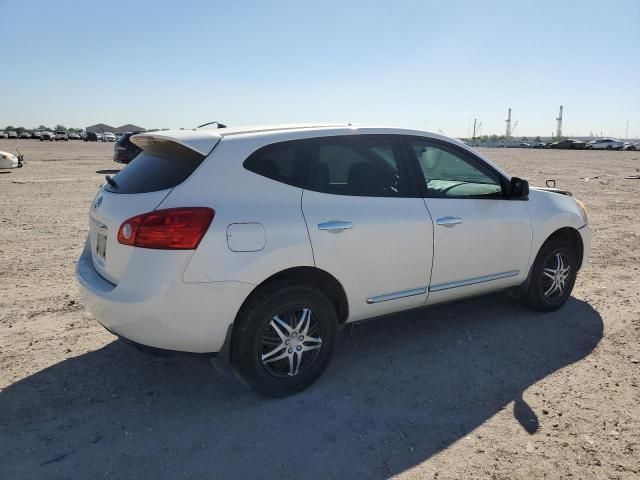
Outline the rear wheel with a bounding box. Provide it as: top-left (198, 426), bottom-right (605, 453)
top-left (607, 145), bottom-right (612, 150)
top-left (523, 239), bottom-right (577, 311)
top-left (231, 282), bottom-right (338, 397)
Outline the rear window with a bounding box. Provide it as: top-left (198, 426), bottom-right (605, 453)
top-left (105, 141), bottom-right (206, 194)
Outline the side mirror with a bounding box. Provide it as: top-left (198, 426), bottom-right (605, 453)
top-left (510, 177), bottom-right (529, 198)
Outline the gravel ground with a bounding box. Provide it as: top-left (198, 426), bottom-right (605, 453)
top-left (0, 140), bottom-right (639, 479)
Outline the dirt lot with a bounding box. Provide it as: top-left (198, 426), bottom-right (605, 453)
top-left (0, 140), bottom-right (639, 479)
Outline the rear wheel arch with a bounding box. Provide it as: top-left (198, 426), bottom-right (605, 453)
top-left (237, 267), bottom-right (349, 325)
top-left (223, 267), bottom-right (349, 360)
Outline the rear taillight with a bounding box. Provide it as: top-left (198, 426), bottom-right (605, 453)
top-left (117, 208), bottom-right (214, 250)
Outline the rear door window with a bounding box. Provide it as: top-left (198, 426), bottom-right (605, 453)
top-left (307, 136), bottom-right (409, 197)
top-left (105, 141), bottom-right (206, 194)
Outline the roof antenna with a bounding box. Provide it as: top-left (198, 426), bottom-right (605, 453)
top-left (196, 121), bottom-right (227, 129)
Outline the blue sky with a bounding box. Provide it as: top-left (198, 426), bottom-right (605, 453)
top-left (1, 0), bottom-right (639, 137)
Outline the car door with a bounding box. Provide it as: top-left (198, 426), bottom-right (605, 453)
top-left (404, 138), bottom-right (532, 304)
top-left (301, 135), bottom-right (433, 322)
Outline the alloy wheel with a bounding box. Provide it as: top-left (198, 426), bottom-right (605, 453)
top-left (260, 308), bottom-right (323, 378)
top-left (542, 252), bottom-right (571, 300)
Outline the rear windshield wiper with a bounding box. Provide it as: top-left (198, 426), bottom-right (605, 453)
top-left (105, 175), bottom-right (118, 188)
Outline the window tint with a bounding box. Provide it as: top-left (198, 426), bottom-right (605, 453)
top-left (243, 144), bottom-right (306, 187)
top-left (409, 141), bottom-right (502, 197)
top-left (309, 137), bottom-right (406, 197)
top-left (105, 142), bottom-right (206, 194)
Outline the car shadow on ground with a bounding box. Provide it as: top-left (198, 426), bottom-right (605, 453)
top-left (0, 294), bottom-right (602, 479)
top-left (95, 169), bottom-right (120, 175)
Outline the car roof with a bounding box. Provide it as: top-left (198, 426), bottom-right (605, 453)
top-left (133, 123), bottom-right (462, 151)
top-left (131, 123), bottom-right (511, 179)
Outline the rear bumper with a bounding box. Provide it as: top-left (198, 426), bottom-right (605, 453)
top-left (578, 224), bottom-right (591, 270)
top-left (76, 239), bottom-right (254, 353)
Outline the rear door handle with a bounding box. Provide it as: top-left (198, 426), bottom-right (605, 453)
top-left (436, 216), bottom-right (463, 227)
top-left (318, 221), bottom-right (354, 232)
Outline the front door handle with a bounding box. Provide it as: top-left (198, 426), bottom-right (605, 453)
top-left (318, 221), bottom-right (354, 232)
top-left (436, 216), bottom-right (463, 227)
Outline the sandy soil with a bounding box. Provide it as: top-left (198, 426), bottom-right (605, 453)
top-left (0, 140), bottom-right (639, 479)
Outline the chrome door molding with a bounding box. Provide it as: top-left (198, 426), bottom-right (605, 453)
top-left (429, 270), bottom-right (519, 292)
top-left (366, 287), bottom-right (427, 304)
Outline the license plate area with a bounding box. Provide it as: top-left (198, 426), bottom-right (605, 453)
top-left (96, 229), bottom-right (107, 260)
top-left (90, 217), bottom-right (108, 263)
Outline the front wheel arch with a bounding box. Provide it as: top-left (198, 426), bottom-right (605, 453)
top-left (519, 227), bottom-right (583, 294)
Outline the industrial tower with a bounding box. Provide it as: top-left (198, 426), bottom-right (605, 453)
top-left (505, 108), bottom-right (512, 139)
top-left (556, 105), bottom-right (563, 138)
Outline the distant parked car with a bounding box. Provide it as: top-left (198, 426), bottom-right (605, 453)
top-left (549, 139), bottom-right (586, 150)
top-left (84, 132), bottom-right (101, 142)
top-left (586, 138), bottom-right (624, 150)
top-left (532, 142), bottom-right (548, 149)
top-left (41, 131), bottom-right (54, 141)
top-left (623, 142), bottom-right (640, 151)
top-left (103, 132), bottom-right (116, 142)
top-left (0, 131), bottom-right (7, 139)
top-left (7, 131), bottom-right (18, 139)
top-left (113, 131), bottom-right (142, 164)
top-left (19, 131), bottom-right (31, 139)
top-left (31, 131), bottom-right (42, 139)
top-left (518, 143), bottom-right (531, 148)
top-left (68, 132), bottom-right (81, 140)
top-left (55, 131), bottom-right (69, 141)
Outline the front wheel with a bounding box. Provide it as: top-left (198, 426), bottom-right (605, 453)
top-left (523, 239), bottom-right (578, 311)
top-left (231, 282), bottom-right (338, 397)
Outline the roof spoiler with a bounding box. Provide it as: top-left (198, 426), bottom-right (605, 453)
top-left (131, 131), bottom-right (221, 157)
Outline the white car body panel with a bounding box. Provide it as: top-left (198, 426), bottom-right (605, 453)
top-left (77, 240), bottom-right (253, 352)
top-left (170, 135), bottom-right (315, 285)
top-left (526, 188), bottom-right (589, 270)
top-left (302, 191), bottom-right (434, 321)
top-left (88, 188), bottom-right (171, 284)
top-left (424, 197), bottom-right (532, 305)
top-left (76, 124), bottom-right (591, 353)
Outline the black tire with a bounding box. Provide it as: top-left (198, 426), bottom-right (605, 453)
top-left (607, 145), bottom-right (612, 150)
top-left (523, 238), bottom-right (578, 311)
top-left (231, 282), bottom-right (338, 397)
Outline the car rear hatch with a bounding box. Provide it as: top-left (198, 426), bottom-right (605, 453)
top-left (88, 132), bottom-right (220, 284)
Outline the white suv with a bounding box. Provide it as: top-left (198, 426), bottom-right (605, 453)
top-left (77, 124), bottom-right (591, 396)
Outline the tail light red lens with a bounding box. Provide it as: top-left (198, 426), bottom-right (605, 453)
top-left (117, 208), bottom-right (215, 250)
